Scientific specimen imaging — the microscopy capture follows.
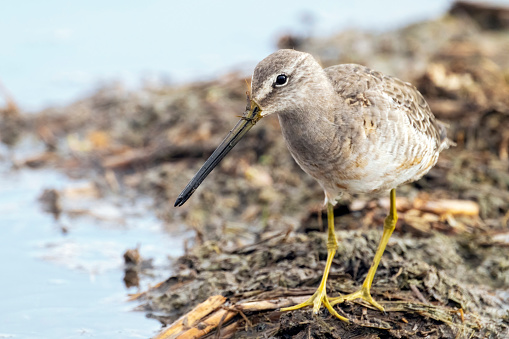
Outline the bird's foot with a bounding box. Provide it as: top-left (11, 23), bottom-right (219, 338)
top-left (280, 287), bottom-right (349, 322)
top-left (329, 286), bottom-right (384, 313)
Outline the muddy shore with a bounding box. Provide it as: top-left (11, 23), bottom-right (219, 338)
top-left (2, 2), bottom-right (509, 338)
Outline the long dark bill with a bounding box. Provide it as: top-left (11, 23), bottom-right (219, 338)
top-left (174, 102), bottom-right (262, 207)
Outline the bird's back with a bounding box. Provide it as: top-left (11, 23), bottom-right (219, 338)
top-left (326, 64), bottom-right (451, 151)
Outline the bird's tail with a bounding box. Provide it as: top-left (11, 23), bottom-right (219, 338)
top-left (437, 120), bottom-right (456, 151)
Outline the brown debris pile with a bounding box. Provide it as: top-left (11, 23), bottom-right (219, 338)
top-left (0, 79), bottom-right (22, 147)
top-left (6, 2), bottom-right (509, 338)
top-left (135, 230), bottom-right (508, 338)
top-left (450, 1), bottom-right (509, 30)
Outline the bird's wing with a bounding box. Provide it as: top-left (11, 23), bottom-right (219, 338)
top-left (324, 64), bottom-right (448, 151)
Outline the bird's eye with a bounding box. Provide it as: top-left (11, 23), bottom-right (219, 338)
top-left (275, 74), bottom-right (288, 87)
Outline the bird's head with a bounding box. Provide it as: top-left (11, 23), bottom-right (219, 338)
top-left (250, 49), bottom-right (326, 117)
top-left (174, 49), bottom-right (324, 207)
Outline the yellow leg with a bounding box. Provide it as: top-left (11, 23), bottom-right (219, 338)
top-left (280, 203), bottom-right (349, 322)
top-left (329, 188), bottom-right (398, 312)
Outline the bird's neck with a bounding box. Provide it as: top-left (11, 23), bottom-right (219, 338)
top-left (277, 97), bottom-right (340, 164)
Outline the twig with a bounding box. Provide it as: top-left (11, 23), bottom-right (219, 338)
top-left (153, 295), bottom-right (227, 339)
top-left (409, 284), bottom-right (429, 305)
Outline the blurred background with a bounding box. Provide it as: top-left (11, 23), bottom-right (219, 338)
top-left (0, 0), bottom-right (457, 111)
top-left (1, 0), bottom-right (509, 338)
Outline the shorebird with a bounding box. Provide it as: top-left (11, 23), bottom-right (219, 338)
top-left (174, 49), bottom-right (453, 322)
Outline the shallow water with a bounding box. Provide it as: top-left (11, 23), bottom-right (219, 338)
top-left (0, 161), bottom-right (184, 338)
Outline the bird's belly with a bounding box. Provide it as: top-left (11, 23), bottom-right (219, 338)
top-left (294, 146), bottom-right (438, 201)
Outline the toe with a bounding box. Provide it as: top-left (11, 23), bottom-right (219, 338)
top-left (329, 288), bottom-right (386, 313)
top-left (280, 300), bottom-right (313, 312)
top-left (323, 297), bottom-right (349, 322)
top-left (366, 297), bottom-right (385, 313)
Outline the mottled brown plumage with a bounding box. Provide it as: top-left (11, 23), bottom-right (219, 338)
top-left (175, 49), bottom-right (453, 321)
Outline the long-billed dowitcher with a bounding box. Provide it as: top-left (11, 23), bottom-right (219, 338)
top-left (174, 49), bottom-right (453, 322)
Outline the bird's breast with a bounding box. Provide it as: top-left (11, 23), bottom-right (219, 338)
top-left (278, 107), bottom-right (440, 199)
top-left (277, 110), bottom-right (360, 186)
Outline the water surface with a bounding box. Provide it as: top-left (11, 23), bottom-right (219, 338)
top-left (0, 161), bottom-right (184, 338)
